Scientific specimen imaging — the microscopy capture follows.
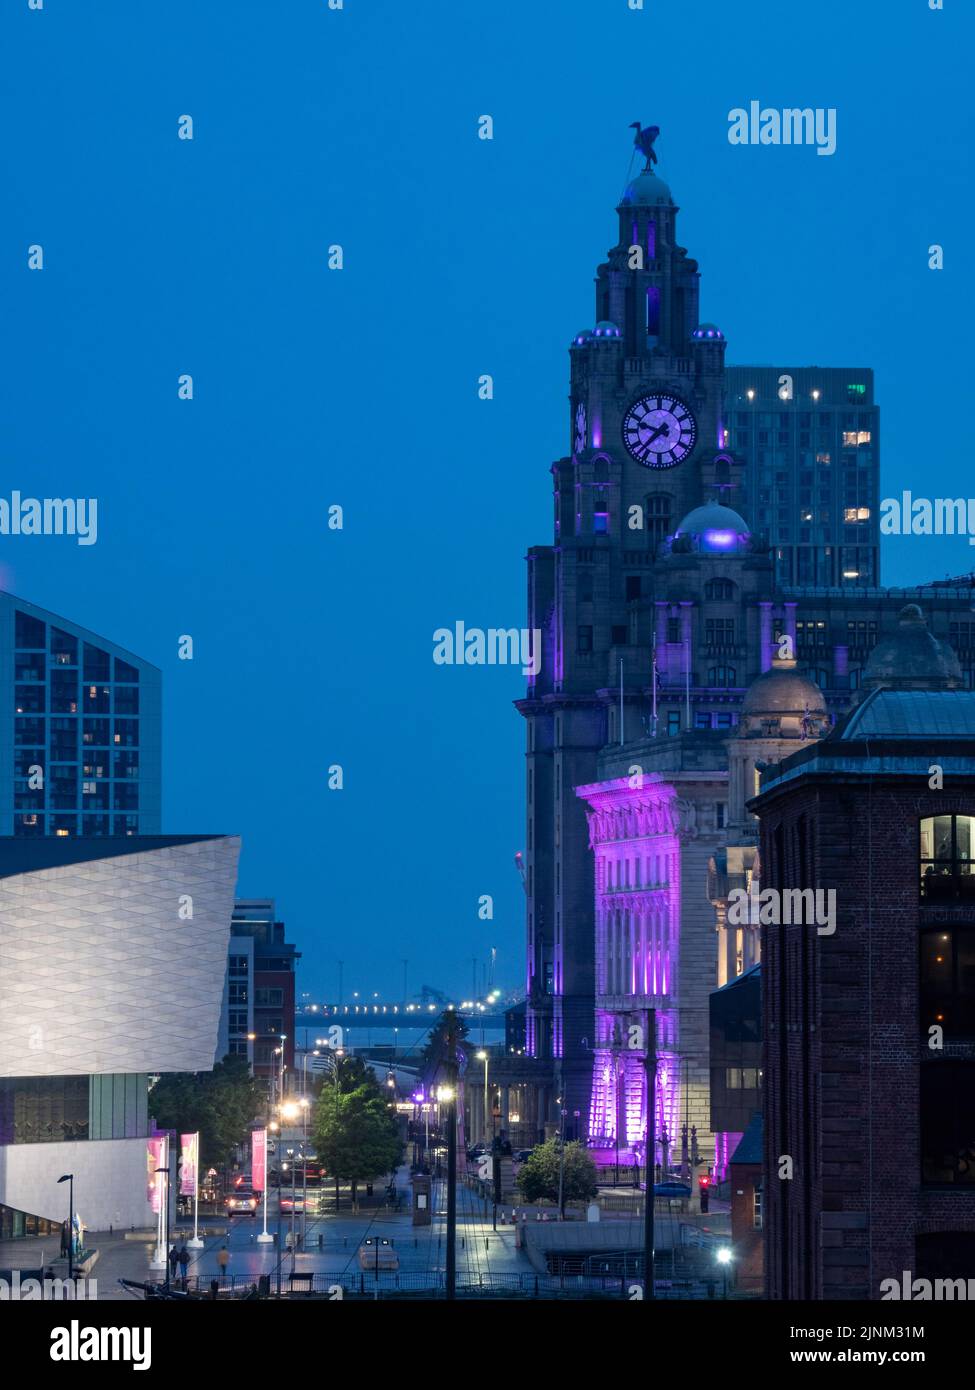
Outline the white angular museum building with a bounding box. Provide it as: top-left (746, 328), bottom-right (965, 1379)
top-left (0, 834), bottom-right (240, 1234)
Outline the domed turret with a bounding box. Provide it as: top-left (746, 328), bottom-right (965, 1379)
top-left (692, 323), bottom-right (725, 341)
top-left (723, 655), bottom-right (829, 843)
top-left (620, 171), bottom-right (673, 207)
top-left (862, 605), bottom-right (963, 692)
top-left (741, 655), bottom-right (828, 732)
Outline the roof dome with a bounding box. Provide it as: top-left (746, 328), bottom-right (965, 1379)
top-left (593, 320), bottom-right (621, 339)
top-left (672, 503), bottom-right (751, 554)
top-left (862, 605), bottom-right (963, 692)
top-left (620, 172), bottom-right (673, 207)
top-left (742, 657), bottom-right (828, 720)
top-left (571, 328), bottom-right (593, 347)
top-left (692, 323), bottom-right (724, 341)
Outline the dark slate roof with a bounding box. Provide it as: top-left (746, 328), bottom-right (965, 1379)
top-left (0, 835), bottom-right (227, 879)
top-left (730, 1111), bottom-right (763, 1166)
top-left (713, 962), bottom-right (761, 994)
top-left (840, 688), bottom-right (975, 741)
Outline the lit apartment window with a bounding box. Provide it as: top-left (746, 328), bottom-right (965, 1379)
top-left (844, 507), bottom-right (871, 522)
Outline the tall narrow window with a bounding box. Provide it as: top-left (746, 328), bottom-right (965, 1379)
top-left (646, 286), bottom-right (660, 338)
top-left (646, 220), bottom-right (656, 258)
top-left (646, 494), bottom-right (671, 551)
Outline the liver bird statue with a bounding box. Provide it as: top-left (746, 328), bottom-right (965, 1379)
top-left (630, 122), bottom-right (660, 170)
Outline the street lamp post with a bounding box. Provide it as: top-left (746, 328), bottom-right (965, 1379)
top-left (438, 1080), bottom-right (457, 1299)
top-left (643, 1008), bottom-right (657, 1301)
top-left (57, 1174), bottom-right (74, 1283)
top-left (475, 1050), bottom-right (488, 1146)
top-left (557, 1101), bottom-right (566, 1219)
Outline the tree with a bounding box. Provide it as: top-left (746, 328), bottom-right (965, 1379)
top-left (515, 1139), bottom-right (598, 1211)
top-left (314, 1083), bottom-right (403, 1207)
top-left (148, 1055), bottom-right (264, 1168)
top-left (420, 1010), bottom-right (468, 1094)
top-left (332, 1054), bottom-right (381, 1097)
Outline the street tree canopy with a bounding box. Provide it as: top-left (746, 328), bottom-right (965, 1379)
top-left (148, 1054), bottom-right (265, 1168)
top-left (515, 1138), bottom-right (598, 1209)
top-left (314, 1084), bottom-right (403, 1186)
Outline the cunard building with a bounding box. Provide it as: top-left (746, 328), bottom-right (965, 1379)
top-left (511, 126), bottom-right (975, 1163)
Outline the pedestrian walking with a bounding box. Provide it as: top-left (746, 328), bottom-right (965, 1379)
top-left (168, 1244), bottom-right (179, 1278)
top-left (216, 1244), bottom-right (230, 1279)
top-left (60, 1220), bottom-right (70, 1259)
top-left (178, 1243), bottom-right (190, 1286)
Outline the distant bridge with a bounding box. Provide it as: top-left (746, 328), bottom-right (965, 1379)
top-left (294, 1003), bottom-right (506, 1030)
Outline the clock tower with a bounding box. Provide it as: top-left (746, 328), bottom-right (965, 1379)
top-left (518, 129), bottom-right (733, 1136)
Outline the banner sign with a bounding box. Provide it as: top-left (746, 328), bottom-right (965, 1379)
top-left (252, 1128), bottom-right (267, 1193)
top-left (180, 1132), bottom-right (199, 1197)
top-left (146, 1136), bottom-right (168, 1213)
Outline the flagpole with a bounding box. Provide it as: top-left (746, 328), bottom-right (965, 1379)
top-left (685, 638), bottom-right (691, 727)
top-left (651, 635), bottom-right (658, 738)
top-left (257, 1128), bottom-right (273, 1244)
top-left (187, 1133), bottom-right (203, 1247)
top-left (619, 657), bottom-right (624, 745)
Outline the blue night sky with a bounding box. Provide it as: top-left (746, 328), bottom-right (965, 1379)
top-left (4, 0), bottom-right (972, 1001)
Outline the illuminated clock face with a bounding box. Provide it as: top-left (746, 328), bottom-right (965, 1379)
top-left (622, 393), bottom-right (697, 468)
top-left (574, 402), bottom-right (587, 454)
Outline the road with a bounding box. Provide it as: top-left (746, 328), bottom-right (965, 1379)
top-left (0, 1164), bottom-right (531, 1300)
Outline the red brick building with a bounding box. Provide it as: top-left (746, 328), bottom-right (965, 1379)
top-left (753, 606), bottom-right (975, 1299)
top-left (729, 1112), bottom-right (764, 1293)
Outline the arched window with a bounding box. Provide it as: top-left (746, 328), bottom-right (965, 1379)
top-left (646, 494), bottom-right (671, 551)
top-left (708, 665), bottom-right (737, 688)
top-left (705, 578), bottom-right (736, 601)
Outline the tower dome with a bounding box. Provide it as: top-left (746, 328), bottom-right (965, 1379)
top-left (741, 656), bottom-right (828, 726)
top-left (620, 171), bottom-right (673, 207)
top-left (862, 605), bottom-right (963, 692)
top-left (672, 503), bottom-right (751, 555)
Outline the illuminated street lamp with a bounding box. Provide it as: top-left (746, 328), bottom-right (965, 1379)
top-left (716, 1245), bottom-right (734, 1300)
top-left (475, 1050), bottom-right (489, 1145)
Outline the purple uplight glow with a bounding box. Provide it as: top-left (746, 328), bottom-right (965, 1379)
top-left (702, 528), bottom-right (737, 549)
top-left (577, 775), bottom-right (683, 1155)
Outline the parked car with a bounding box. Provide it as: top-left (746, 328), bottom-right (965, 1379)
top-left (653, 1181), bottom-right (692, 1199)
top-left (279, 1194), bottom-right (306, 1213)
top-left (514, 1149), bottom-right (534, 1164)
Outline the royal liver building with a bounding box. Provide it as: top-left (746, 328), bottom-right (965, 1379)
top-left (513, 125), bottom-right (975, 1168)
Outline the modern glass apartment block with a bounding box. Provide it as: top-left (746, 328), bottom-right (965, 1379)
top-left (726, 367), bottom-right (880, 589)
top-left (0, 591), bottom-right (161, 837)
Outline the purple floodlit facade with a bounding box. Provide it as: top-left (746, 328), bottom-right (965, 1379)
top-left (576, 775), bottom-right (682, 1162)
